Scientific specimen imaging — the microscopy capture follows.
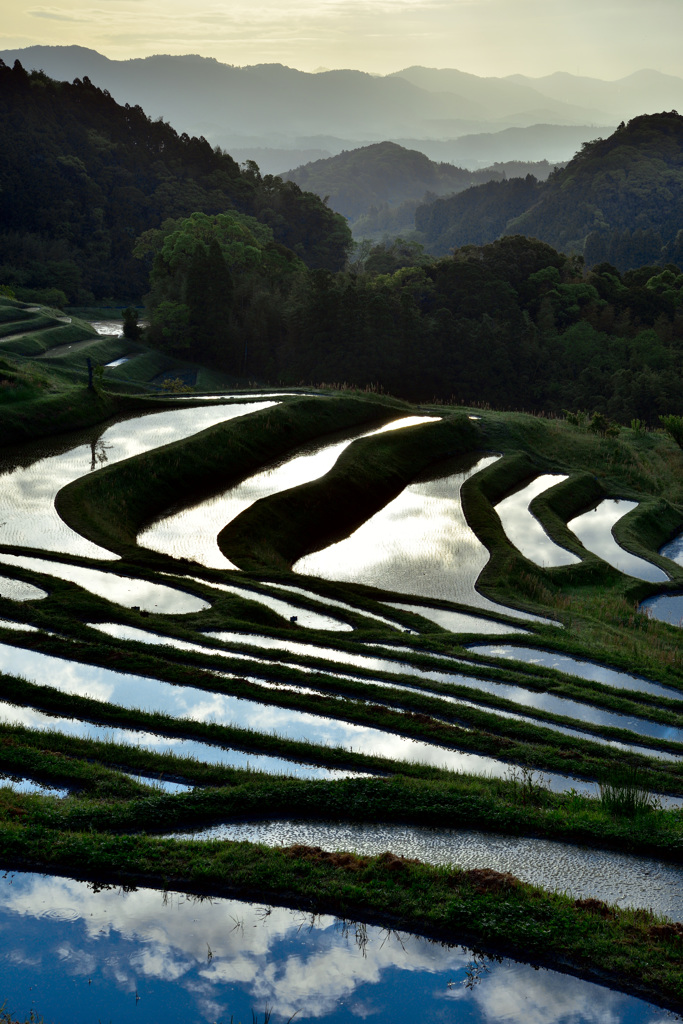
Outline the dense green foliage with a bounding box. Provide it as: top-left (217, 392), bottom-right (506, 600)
top-left (0, 60), bottom-right (351, 303)
top-left (150, 231), bottom-right (683, 419)
top-left (415, 113), bottom-right (683, 269)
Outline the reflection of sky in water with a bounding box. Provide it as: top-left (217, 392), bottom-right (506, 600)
top-left (139, 415), bottom-right (437, 569)
top-left (0, 775), bottom-right (68, 798)
top-left (0, 700), bottom-right (358, 780)
top-left (568, 500), bottom-right (669, 583)
top-left (0, 574), bottom-right (46, 601)
top-left (0, 872), bottom-right (667, 1024)
top-left (266, 582), bottom-right (402, 629)
top-left (90, 623), bottom-right (676, 761)
top-left (494, 474), bottom-right (580, 567)
top-left (382, 601), bottom-right (527, 635)
top-left (468, 645), bottom-right (681, 701)
top-left (200, 628), bottom-right (683, 746)
top-left (641, 594), bottom-right (683, 629)
top-left (294, 457), bottom-right (554, 626)
top-left (0, 640), bottom-right (597, 792)
top-left (182, 576), bottom-right (353, 631)
top-left (0, 553), bottom-right (209, 614)
top-left (660, 532), bottom-right (683, 566)
top-left (0, 402), bottom-right (276, 559)
top-left (169, 820), bottom-right (683, 921)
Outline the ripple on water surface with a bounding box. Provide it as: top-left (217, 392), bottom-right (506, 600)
top-left (169, 819), bottom-right (683, 921)
top-left (0, 871), bottom-right (666, 1024)
top-left (139, 414), bottom-right (437, 570)
top-left (294, 455), bottom-right (554, 626)
top-left (0, 401), bottom-right (277, 559)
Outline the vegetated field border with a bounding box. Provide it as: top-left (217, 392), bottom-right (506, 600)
top-left (1, 371), bottom-right (683, 1010)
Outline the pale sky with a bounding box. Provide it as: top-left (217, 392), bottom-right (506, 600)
top-left (2, 0), bottom-right (683, 79)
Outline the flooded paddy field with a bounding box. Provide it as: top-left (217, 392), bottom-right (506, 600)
top-left (0, 388), bottom-right (682, 1012)
top-left (0, 870), bottom-right (670, 1024)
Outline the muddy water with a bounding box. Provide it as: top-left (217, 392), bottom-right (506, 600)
top-left (139, 415), bottom-right (437, 570)
top-left (0, 871), bottom-right (667, 1024)
top-left (568, 500), bottom-right (669, 583)
top-left (0, 402), bottom-right (277, 559)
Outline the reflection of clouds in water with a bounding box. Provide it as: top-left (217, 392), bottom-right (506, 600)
top-left (296, 456), bottom-right (506, 611)
top-left (0, 875), bottom-right (659, 1022)
top-left (495, 474), bottom-right (579, 568)
top-left (568, 500), bottom-right (668, 583)
top-left (140, 415), bottom-right (434, 570)
top-left (446, 961), bottom-right (634, 1024)
top-left (0, 553), bottom-right (209, 614)
top-left (0, 403), bottom-right (274, 559)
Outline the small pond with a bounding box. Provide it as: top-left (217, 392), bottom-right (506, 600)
top-left (168, 819), bottom-right (683, 921)
top-left (494, 474), bottom-right (580, 568)
top-left (0, 872), bottom-right (670, 1023)
top-left (567, 500), bottom-right (669, 583)
top-left (139, 414), bottom-right (436, 570)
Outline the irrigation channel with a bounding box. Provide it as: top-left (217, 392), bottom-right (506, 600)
top-left (0, 386), bottom-right (682, 1020)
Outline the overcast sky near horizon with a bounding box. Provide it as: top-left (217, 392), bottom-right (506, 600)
top-left (2, 0), bottom-right (682, 79)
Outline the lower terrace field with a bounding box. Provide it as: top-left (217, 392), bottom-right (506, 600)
top-left (1, 298), bottom-right (683, 1018)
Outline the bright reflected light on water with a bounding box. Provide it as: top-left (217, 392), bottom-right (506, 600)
top-left (382, 601), bottom-right (528, 635)
top-left (0, 575), bottom-right (46, 602)
top-left (0, 872), bottom-right (666, 1024)
top-left (139, 415), bottom-right (437, 570)
top-left (568, 500), bottom-right (669, 583)
top-left (0, 402), bottom-right (277, 559)
top-left (0, 554), bottom-right (210, 614)
top-left (168, 820), bottom-right (683, 921)
top-left (180, 576), bottom-right (354, 631)
top-left (494, 474), bottom-right (580, 567)
top-left (294, 456), bottom-right (553, 625)
top-left (0, 639), bottom-right (598, 793)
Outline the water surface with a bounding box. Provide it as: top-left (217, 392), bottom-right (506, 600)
top-left (0, 402), bottom-right (276, 559)
top-left (660, 533), bottom-right (683, 566)
top-left (0, 871), bottom-right (667, 1024)
top-left (139, 415), bottom-right (436, 570)
top-left (641, 594), bottom-right (683, 629)
top-left (494, 474), bottom-right (580, 567)
top-left (382, 601), bottom-right (528, 635)
top-left (568, 500), bottom-right (669, 583)
top-left (169, 819), bottom-right (683, 920)
top-left (0, 553), bottom-right (210, 614)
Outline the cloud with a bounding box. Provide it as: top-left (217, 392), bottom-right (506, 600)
top-left (27, 6), bottom-right (82, 19)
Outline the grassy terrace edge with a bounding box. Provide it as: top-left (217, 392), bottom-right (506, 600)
top-left (0, 822), bottom-right (680, 1012)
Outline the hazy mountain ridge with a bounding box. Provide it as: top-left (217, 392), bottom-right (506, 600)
top-left (281, 141), bottom-right (558, 238)
top-left (415, 112), bottom-right (683, 269)
top-left (1, 45), bottom-right (678, 169)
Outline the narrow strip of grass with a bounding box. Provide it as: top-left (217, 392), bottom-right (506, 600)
top-left (0, 823), bottom-right (680, 1011)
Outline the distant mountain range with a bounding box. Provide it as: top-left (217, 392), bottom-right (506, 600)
top-left (415, 111), bottom-right (683, 270)
top-left (7, 46), bottom-right (683, 169)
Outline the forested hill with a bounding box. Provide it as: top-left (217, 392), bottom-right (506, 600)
top-left (416, 112), bottom-right (683, 270)
top-left (281, 141), bottom-right (556, 231)
top-left (0, 59), bottom-right (351, 303)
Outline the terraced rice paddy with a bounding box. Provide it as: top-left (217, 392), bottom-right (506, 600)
top-left (0, 320), bottom-right (682, 1016)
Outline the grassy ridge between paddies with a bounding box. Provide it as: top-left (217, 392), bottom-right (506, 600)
top-left (0, 818), bottom-right (681, 1013)
top-left (55, 394), bottom-right (410, 557)
top-left (219, 414), bottom-right (480, 569)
